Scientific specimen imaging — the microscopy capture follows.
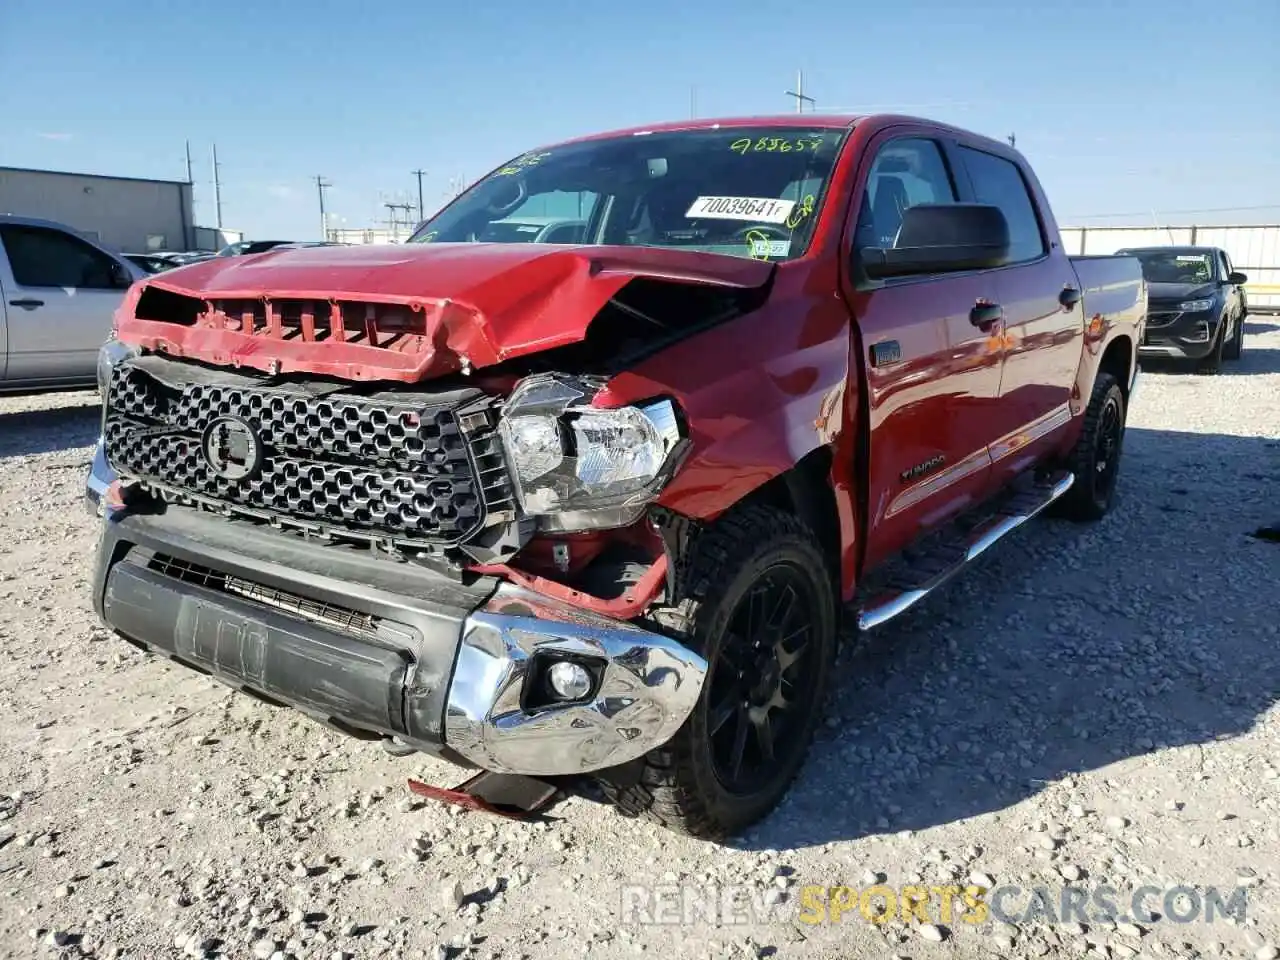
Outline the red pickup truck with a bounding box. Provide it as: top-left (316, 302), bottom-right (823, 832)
top-left (90, 114), bottom-right (1145, 839)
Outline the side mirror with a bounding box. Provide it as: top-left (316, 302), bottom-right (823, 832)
top-left (1228, 271), bottom-right (1248, 285)
top-left (860, 203), bottom-right (1011, 280)
top-left (111, 261), bottom-right (135, 289)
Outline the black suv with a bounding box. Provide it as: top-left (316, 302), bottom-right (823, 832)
top-left (1120, 245), bottom-right (1248, 374)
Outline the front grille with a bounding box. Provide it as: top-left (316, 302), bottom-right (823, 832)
top-left (1146, 310), bottom-right (1181, 329)
top-left (105, 360), bottom-right (512, 551)
top-left (146, 552), bottom-right (383, 643)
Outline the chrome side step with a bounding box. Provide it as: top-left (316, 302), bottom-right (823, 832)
top-left (857, 471), bottom-right (1075, 632)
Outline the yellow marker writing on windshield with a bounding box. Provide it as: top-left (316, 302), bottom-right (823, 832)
top-left (786, 194), bottom-right (816, 229)
top-left (730, 137), bottom-right (826, 155)
top-left (744, 229), bottom-right (773, 261)
top-left (494, 151), bottom-right (551, 176)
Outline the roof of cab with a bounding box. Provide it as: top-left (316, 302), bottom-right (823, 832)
top-left (558, 113), bottom-right (868, 146)
top-left (1117, 245), bottom-right (1222, 254)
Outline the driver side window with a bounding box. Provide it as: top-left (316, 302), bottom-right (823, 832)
top-left (0, 224), bottom-right (119, 289)
top-left (854, 139), bottom-right (957, 253)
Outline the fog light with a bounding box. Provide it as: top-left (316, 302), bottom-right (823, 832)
top-left (547, 661), bottom-right (592, 701)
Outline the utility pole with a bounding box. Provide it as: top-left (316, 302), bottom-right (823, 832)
top-left (185, 141), bottom-right (193, 184)
top-left (690, 86), bottom-right (697, 120)
top-left (211, 144), bottom-right (224, 228)
top-left (411, 169), bottom-right (427, 222)
top-left (1007, 133), bottom-right (1016, 148)
top-left (315, 175), bottom-right (332, 240)
top-left (785, 70), bottom-right (815, 114)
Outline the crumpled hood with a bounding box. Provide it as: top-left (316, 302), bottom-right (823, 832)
top-left (115, 243), bottom-right (773, 382)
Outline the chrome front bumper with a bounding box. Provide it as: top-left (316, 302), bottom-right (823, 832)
top-left (91, 442), bottom-right (708, 777)
top-left (447, 585), bottom-right (708, 776)
top-left (85, 436), bottom-right (113, 516)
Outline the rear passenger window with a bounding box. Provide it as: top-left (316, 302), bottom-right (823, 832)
top-left (957, 147), bottom-right (1046, 263)
top-left (854, 139), bottom-right (957, 251)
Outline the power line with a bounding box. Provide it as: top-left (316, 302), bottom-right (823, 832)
top-left (1063, 203), bottom-right (1280, 220)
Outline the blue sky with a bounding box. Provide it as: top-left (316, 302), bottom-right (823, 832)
top-left (2, 0), bottom-right (1277, 241)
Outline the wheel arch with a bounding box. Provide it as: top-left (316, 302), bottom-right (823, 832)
top-left (1098, 334), bottom-right (1135, 405)
top-left (738, 446), bottom-right (842, 576)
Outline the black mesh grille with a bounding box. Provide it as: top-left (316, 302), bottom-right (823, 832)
top-left (104, 361), bottom-right (505, 547)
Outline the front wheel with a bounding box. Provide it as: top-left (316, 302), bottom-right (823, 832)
top-left (599, 506), bottom-right (837, 839)
top-left (1196, 321), bottom-right (1227, 374)
top-left (1223, 314), bottom-right (1244, 360)
top-left (1056, 372), bottom-right (1126, 522)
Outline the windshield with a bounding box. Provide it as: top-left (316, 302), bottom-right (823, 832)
top-left (408, 126), bottom-right (848, 262)
top-left (1125, 250), bottom-right (1216, 284)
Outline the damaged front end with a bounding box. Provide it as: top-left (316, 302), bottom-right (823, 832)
top-left (91, 247), bottom-right (772, 777)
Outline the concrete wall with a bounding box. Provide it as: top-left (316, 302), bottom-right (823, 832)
top-left (193, 226), bottom-right (244, 252)
top-left (0, 167), bottom-right (193, 253)
top-left (327, 227), bottom-right (406, 245)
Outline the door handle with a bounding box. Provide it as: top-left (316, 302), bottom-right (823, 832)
top-left (1058, 286), bottom-right (1082, 309)
top-left (8, 298), bottom-right (44, 310)
top-left (969, 302), bottom-right (1003, 330)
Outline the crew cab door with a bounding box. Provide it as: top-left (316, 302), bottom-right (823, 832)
top-left (952, 144), bottom-right (1083, 482)
top-left (841, 132), bottom-right (1006, 572)
top-left (0, 223), bottom-right (130, 383)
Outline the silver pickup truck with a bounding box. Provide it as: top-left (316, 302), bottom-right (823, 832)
top-left (0, 214), bottom-right (143, 393)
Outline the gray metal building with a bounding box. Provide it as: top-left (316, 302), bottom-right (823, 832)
top-left (0, 166), bottom-right (195, 253)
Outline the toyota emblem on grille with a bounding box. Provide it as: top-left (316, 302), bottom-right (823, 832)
top-left (201, 416), bottom-right (264, 481)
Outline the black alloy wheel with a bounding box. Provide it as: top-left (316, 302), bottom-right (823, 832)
top-left (1056, 371), bottom-right (1126, 522)
top-left (597, 505), bottom-right (837, 839)
top-left (1092, 391), bottom-right (1123, 505)
top-left (705, 563), bottom-right (822, 796)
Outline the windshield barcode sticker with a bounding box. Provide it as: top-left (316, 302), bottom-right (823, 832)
top-left (750, 239), bottom-right (792, 258)
top-left (686, 196), bottom-right (797, 224)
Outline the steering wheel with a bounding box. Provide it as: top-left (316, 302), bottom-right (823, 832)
top-left (484, 177), bottom-right (527, 217)
top-left (729, 223), bottom-right (792, 243)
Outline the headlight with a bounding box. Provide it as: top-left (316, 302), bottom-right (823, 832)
top-left (497, 374), bottom-right (686, 532)
top-left (1178, 299), bottom-right (1214, 313)
top-left (96, 337), bottom-right (136, 395)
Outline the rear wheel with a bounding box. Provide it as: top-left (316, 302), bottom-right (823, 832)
top-left (599, 506), bottom-right (837, 839)
top-left (1056, 372), bottom-right (1126, 522)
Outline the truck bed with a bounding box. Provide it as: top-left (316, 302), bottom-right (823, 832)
top-left (1071, 254), bottom-right (1146, 338)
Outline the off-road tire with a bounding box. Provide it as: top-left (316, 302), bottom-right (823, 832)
top-left (1223, 313), bottom-right (1244, 360)
top-left (1056, 371), bottom-right (1126, 522)
top-left (598, 505), bottom-right (837, 840)
top-left (1196, 321), bottom-right (1227, 374)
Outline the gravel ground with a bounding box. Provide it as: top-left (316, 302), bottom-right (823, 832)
top-left (1, 320), bottom-right (1278, 960)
